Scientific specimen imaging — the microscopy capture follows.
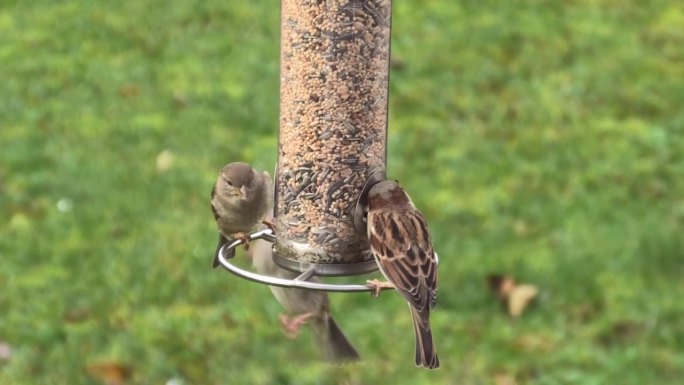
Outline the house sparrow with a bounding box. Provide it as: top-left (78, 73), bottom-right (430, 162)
top-left (248, 236), bottom-right (361, 362)
top-left (211, 162), bottom-right (272, 267)
top-left (366, 180), bottom-right (439, 369)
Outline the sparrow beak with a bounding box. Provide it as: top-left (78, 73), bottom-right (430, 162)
top-left (240, 185), bottom-right (247, 197)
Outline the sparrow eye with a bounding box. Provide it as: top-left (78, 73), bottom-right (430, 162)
top-left (227, 181), bottom-right (233, 186)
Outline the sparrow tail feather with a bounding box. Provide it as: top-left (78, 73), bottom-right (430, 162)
top-left (212, 233), bottom-right (231, 268)
top-left (411, 308), bottom-right (439, 369)
top-left (311, 314), bottom-right (360, 363)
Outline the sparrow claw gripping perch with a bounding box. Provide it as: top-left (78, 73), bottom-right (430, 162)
top-left (366, 279), bottom-right (395, 298)
top-left (234, 232), bottom-right (251, 251)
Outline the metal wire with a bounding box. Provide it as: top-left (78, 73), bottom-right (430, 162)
top-left (215, 229), bottom-right (393, 293)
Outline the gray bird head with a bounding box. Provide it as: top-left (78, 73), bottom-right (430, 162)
top-left (218, 162), bottom-right (255, 199)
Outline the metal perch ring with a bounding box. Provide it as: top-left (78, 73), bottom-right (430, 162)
top-left (215, 228), bottom-right (394, 293)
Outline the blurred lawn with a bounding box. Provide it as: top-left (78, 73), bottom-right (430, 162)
top-left (1, 0), bottom-right (684, 384)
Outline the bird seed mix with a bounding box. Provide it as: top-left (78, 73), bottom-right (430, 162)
top-left (275, 0), bottom-right (390, 264)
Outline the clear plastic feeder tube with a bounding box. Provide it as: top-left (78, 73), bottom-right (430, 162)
top-left (275, 0), bottom-right (391, 268)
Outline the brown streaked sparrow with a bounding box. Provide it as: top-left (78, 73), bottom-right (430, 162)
top-left (211, 162), bottom-right (272, 267)
top-left (366, 180), bottom-right (440, 369)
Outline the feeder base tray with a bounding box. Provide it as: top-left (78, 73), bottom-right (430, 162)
top-left (272, 253), bottom-right (378, 277)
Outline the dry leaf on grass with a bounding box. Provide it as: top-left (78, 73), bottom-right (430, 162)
top-left (86, 361), bottom-right (131, 385)
top-left (487, 274), bottom-right (539, 318)
top-left (487, 274), bottom-right (516, 300)
top-left (508, 284), bottom-right (539, 317)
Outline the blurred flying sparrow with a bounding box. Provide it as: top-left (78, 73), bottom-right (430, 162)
top-left (366, 180), bottom-right (440, 369)
top-left (211, 162), bottom-right (273, 267)
top-left (249, 236), bottom-right (360, 362)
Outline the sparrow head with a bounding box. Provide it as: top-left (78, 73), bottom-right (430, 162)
top-left (218, 162), bottom-right (255, 199)
top-left (367, 180), bottom-right (413, 210)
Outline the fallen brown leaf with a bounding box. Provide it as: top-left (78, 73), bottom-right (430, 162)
top-left (487, 274), bottom-right (516, 301)
top-left (86, 361), bottom-right (131, 385)
top-left (487, 274), bottom-right (539, 318)
top-left (508, 284), bottom-right (539, 318)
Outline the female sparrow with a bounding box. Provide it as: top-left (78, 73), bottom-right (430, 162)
top-left (249, 236), bottom-right (360, 362)
top-left (366, 180), bottom-right (439, 369)
top-left (211, 162), bottom-right (272, 267)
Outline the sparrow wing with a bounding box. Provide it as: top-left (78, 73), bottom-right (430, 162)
top-left (210, 184), bottom-right (219, 220)
top-left (368, 209), bottom-right (438, 311)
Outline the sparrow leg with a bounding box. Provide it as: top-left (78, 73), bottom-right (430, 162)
top-left (366, 279), bottom-right (395, 298)
top-left (232, 232), bottom-right (251, 251)
top-left (262, 219), bottom-right (276, 233)
top-left (279, 312), bottom-right (316, 338)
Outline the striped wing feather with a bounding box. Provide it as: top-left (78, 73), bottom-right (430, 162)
top-left (368, 209), bottom-right (438, 310)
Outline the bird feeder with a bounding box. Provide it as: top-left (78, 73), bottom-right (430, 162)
top-left (215, 0), bottom-right (393, 292)
top-left (274, 0), bottom-right (391, 275)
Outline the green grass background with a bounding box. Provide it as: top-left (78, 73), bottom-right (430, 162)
top-left (2, 0), bottom-right (683, 384)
